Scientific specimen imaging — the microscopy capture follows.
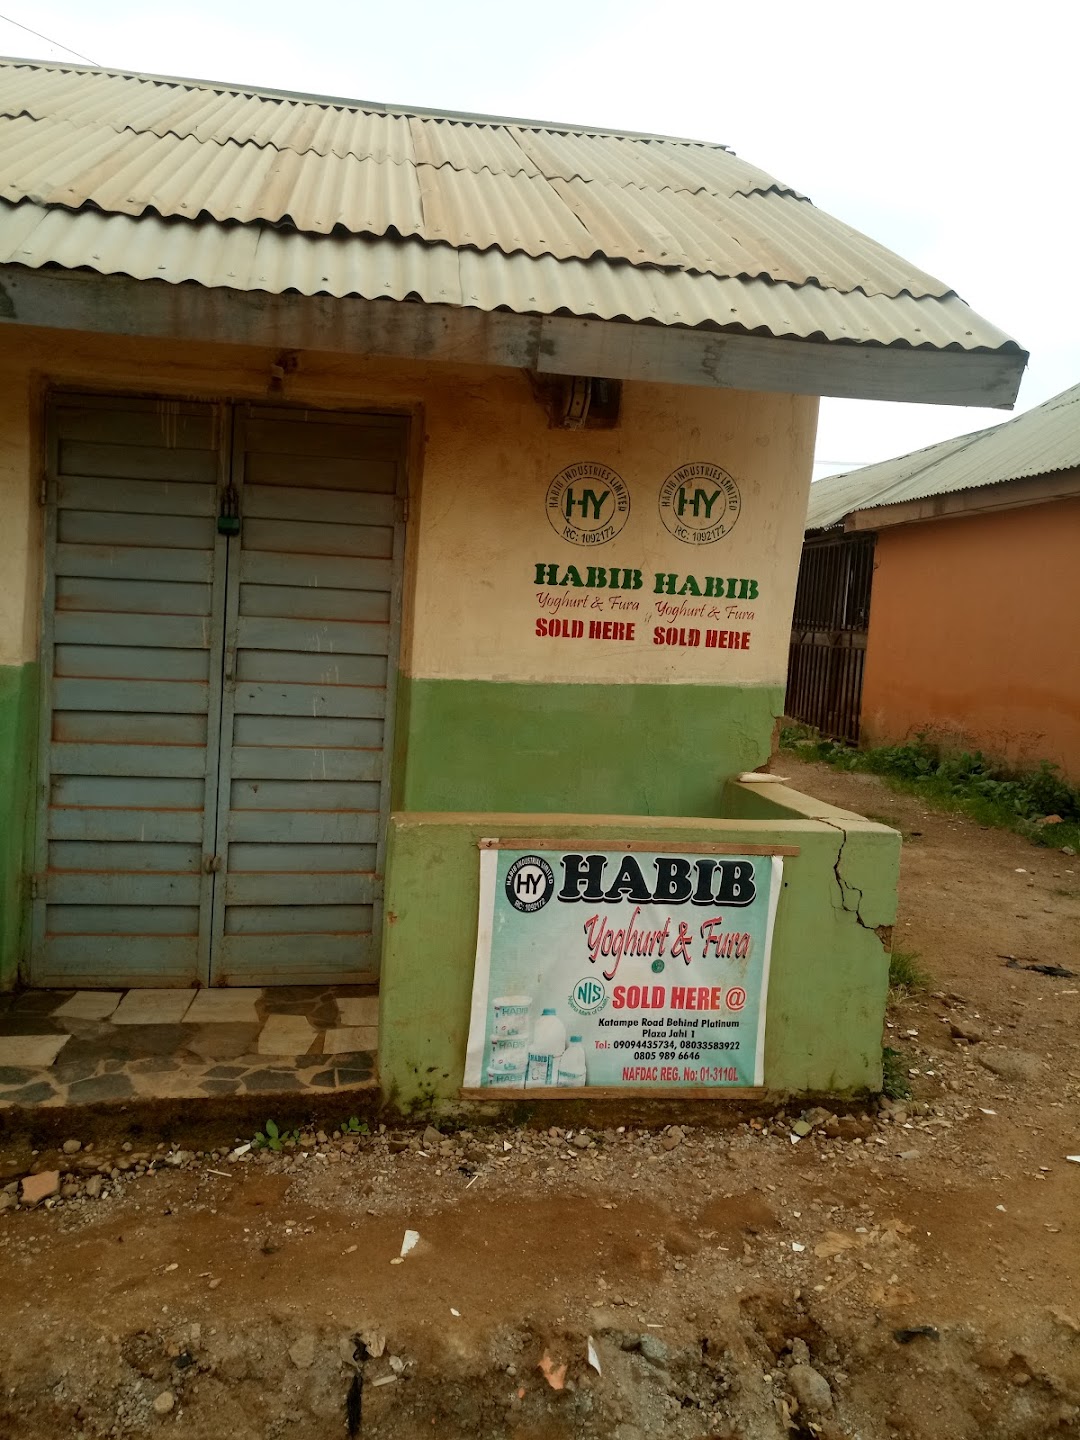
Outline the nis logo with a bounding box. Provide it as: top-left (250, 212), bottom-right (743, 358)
top-left (569, 976), bottom-right (609, 1015)
top-left (505, 852), bottom-right (756, 913)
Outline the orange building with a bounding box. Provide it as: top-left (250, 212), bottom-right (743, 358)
top-left (790, 383), bottom-right (1080, 782)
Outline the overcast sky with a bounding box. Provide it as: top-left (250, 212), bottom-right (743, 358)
top-left (3, 0), bottom-right (1077, 479)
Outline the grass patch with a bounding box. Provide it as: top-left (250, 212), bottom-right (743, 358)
top-left (780, 727), bottom-right (1080, 855)
top-left (881, 1045), bottom-right (912, 1101)
top-left (889, 948), bottom-right (929, 992)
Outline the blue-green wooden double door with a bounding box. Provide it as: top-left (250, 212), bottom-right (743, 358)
top-left (32, 395), bottom-right (406, 987)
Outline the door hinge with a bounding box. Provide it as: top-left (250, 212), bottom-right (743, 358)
top-left (396, 494), bottom-right (409, 526)
top-left (39, 471), bottom-right (48, 506)
top-left (204, 855), bottom-right (223, 874)
top-left (29, 875), bottom-right (39, 900)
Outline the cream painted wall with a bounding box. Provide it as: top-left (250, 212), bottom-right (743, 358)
top-left (0, 375), bottom-right (37, 667)
top-left (408, 375), bottom-right (816, 686)
top-left (0, 328), bottom-right (817, 685)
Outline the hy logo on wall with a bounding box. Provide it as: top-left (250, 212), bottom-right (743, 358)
top-left (545, 462), bottom-right (742, 546)
top-left (546, 462), bottom-right (630, 546)
top-left (658, 463), bottom-right (741, 545)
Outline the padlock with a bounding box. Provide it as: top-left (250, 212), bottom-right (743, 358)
top-left (217, 481), bottom-right (241, 536)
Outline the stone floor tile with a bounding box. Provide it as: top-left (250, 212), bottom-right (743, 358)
top-left (308, 1068), bottom-right (338, 1088)
top-left (334, 997), bottom-right (380, 1027)
top-left (65, 1072), bottom-right (135, 1103)
top-left (0, 1065), bottom-right (36, 1085)
top-left (243, 1068), bottom-right (302, 1092)
top-left (0, 1080), bottom-right (58, 1104)
top-left (184, 1023), bottom-right (260, 1062)
top-left (323, 1026), bottom-right (378, 1054)
top-left (52, 1059), bottom-right (104, 1085)
top-left (53, 991), bottom-right (124, 1022)
top-left (111, 990), bottom-right (195, 1025)
top-left (127, 1057), bottom-right (182, 1075)
top-left (9, 991), bottom-right (72, 1014)
top-left (201, 1079), bottom-right (242, 1095)
top-left (182, 989), bottom-right (263, 1024)
top-left (61, 1024), bottom-right (188, 1064)
top-left (0, 1016), bottom-right (67, 1036)
top-left (0, 1034), bottom-right (70, 1067)
top-left (138, 1070), bottom-right (204, 1098)
top-left (257, 987), bottom-right (325, 1013)
top-left (256, 1014), bottom-right (317, 1056)
top-left (335, 1066), bottom-right (375, 1087)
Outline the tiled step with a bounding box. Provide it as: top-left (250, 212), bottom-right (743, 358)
top-left (0, 985), bottom-right (379, 1110)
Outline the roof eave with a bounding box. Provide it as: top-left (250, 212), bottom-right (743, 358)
top-left (0, 263), bottom-right (1027, 407)
top-left (844, 467), bottom-right (1080, 530)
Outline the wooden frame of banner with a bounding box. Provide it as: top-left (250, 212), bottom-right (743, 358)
top-left (460, 1086), bottom-right (767, 1100)
top-left (477, 839), bottom-right (799, 856)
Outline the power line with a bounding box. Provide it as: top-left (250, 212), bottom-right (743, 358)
top-left (0, 10), bottom-right (97, 65)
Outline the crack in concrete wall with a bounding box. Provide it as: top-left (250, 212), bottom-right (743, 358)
top-left (821, 819), bottom-right (877, 935)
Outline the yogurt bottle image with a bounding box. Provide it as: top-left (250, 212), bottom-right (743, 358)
top-left (557, 1035), bottom-right (587, 1087)
top-left (487, 1037), bottom-right (529, 1078)
top-left (490, 995), bottom-right (532, 1040)
top-left (525, 1007), bottom-right (566, 1088)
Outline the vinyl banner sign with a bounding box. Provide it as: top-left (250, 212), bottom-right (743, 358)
top-left (464, 846), bottom-right (782, 1092)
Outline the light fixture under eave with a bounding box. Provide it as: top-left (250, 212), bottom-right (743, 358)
top-left (527, 373), bottom-right (622, 429)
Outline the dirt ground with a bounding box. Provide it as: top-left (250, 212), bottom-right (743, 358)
top-left (1, 758), bottom-right (1079, 1440)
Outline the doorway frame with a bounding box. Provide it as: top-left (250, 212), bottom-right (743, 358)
top-left (29, 387), bottom-right (413, 988)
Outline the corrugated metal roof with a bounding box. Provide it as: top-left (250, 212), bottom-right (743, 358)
top-left (0, 104), bottom-right (941, 288)
top-left (0, 57), bottom-right (1025, 366)
top-left (0, 198), bottom-right (1020, 350)
top-left (806, 380), bottom-right (1080, 529)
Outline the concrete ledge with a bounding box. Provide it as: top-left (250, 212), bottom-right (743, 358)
top-left (379, 798), bottom-right (901, 1112)
top-left (722, 777), bottom-right (895, 828)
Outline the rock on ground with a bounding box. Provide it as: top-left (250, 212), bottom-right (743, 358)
top-left (788, 1363), bottom-right (833, 1415)
top-left (288, 1333), bottom-right (317, 1369)
top-left (19, 1172), bottom-right (59, 1207)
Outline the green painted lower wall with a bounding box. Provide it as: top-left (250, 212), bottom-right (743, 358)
top-left (379, 789), bottom-right (901, 1109)
top-left (0, 662), bottom-right (37, 990)
top-left (396, 677), bottom-right (784, 817)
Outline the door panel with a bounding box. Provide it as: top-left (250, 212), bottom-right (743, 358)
top-left (43, 935), bottom-right (200, 979)
top-left (56, 577), bottom-right (213, 617)
top-left (240, 551), bottom-right (393, 589)
top-left (58, 475), bottom-right (218, 514)
top-left (35, 397), bottom-right (406, 988)
top-left (236, 615), bottom-right (390, 655)
top-left (209, 407), bottom-right (405, 986)
top-left (33, 397), bottom-right (227, 988)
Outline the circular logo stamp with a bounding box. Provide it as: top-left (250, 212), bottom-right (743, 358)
top-left (504, 855), bottom-right (555, 913)
top-left (658, 462), bottom-right (741, 544)
top-left (546, 462), bottom-right (629, 546)
top-left (569, 977), bottom-right (609, 1015)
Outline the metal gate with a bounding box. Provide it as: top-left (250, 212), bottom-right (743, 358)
top-left (785, 531), bottom-right (875, 744)
top-left (32, 395), bottom-right (407, 988)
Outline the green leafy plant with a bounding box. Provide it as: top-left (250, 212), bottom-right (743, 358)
top-left (888, 948), bottom-right (930, 993)
top-left (781, 729), bottom-right (1080, 853)
top-left (252, 1118), bottom-right (300, 1151)
top-left (881, 1046), bottom-right (912, 1101)
top-left (341, 1116), bottom-right (369, 1136)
